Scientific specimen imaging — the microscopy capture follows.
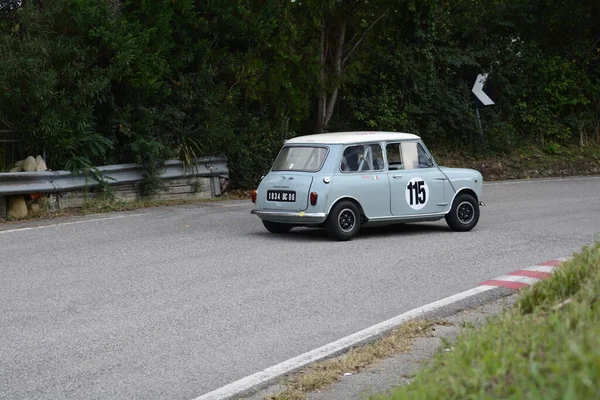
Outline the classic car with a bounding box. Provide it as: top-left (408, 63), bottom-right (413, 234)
top-left (251, 131), bottom-right (484, 241)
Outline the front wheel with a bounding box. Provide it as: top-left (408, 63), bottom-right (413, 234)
top-left (262, 220), bottom-right (293, 234)
top-left (326, 201), bottom-right (361, 241)
top-left (445, 193), bottom-right (480, 231)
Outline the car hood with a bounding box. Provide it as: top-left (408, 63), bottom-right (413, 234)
top-left (439, 166), bottom-right (483, 180)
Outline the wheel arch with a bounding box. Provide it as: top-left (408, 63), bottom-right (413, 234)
top-left (451, 188), bottom-right (479, 205)
top-left (327, 196), bottom-right (368, 223)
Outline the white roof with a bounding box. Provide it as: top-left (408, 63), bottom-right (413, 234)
top-left (285, 131), bottom-right (420, 145)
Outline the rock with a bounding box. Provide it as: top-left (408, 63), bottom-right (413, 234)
top-left (29, 203), bottom-right (41, 213)
top-left (9, 167), bottom-right (22, 172)
top-left (8, 195), bottom-right (27, 219)
top-left (15, 160), bottom-right (24, 168)
top-left (35, 155), bottom-right (47, 172)
top-left (22, 156), bottom-right (36, 172)
top-left (36, 195), bottom-right (48, 205)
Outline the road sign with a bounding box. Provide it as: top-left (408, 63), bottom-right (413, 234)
top-left (472, 73), bottom-right (495, 106)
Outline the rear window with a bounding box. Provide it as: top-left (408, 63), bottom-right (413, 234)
top-left (272, 146), bottom-right (328, 172)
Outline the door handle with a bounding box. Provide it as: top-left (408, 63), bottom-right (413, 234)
top-left (435, 177), bottom-right (448, 180)
top-left (392, 175), bottom-right (403, 179)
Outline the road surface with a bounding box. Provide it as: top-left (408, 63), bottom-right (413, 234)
top-left (1, 176), bottom-right (599, 399)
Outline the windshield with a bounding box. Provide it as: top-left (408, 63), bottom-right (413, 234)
top-left (272, 146), bottom-right (328, 172)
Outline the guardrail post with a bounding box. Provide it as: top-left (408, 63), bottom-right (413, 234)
top-left (0, 196), bottom-right (6, 219)
top-left (210, 176), bottom-right (222, 197)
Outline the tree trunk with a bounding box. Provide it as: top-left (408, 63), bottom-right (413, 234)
top-left (314, 10), bottom-right (385, 133)
top-left (315, 20), bottom-right (346, 133)
top-left (323, 21), bottom-right (346, 130)
top-left (109, 0), bottom-right (122, 17)
top-left (315, 18), bottom-right (327, 133)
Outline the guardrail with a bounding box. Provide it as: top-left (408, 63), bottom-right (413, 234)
top-left (0, 155), bottom-right (229, 196)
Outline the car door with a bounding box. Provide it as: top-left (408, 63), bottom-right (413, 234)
top-left (387, 141), bottom-right (449, 216)
top-left (331, 142), bottom-right (390, 219)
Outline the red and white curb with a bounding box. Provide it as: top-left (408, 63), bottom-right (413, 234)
top-left (195, 257), bottom-right (569, 400)
top-left (479, 258), bottom-right (568, 290)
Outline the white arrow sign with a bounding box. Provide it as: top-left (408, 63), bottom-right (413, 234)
top-left (472, 73), bottom-right (494, 106)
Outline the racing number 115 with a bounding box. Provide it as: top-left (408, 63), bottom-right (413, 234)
top-left (407, 180), bottom-right (426, 206)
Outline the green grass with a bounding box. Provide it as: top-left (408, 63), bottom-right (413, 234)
top-left (371, 240), bottom-right (600, 400)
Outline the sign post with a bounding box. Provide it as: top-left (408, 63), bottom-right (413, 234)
top-left (475, 108), bottom-right (484, 144)
top-left (471, 73), bottom-right (495, 147)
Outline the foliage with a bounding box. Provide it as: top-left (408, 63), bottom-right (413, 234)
top-left (0, 0), bottom-right (598, 189)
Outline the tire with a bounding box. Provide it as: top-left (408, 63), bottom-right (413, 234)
top-left (326, 201), bottom-right (361, 241)
top-left (262, 220), bottom-right (293, 234)
top-left (445, 193), bottom-right (480, 232)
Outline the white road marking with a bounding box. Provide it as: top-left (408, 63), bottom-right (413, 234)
top-left (524, 265), bottom-right (557, 273)
top-left (193, 285), bottom-right (497, 400)
top-left (217, 203), bottom-right (250, 208)
top-left (0, 214), bottom-right (144, 235)
top-left (484, 175), bottom-right (600, 186)
top-left (486, 275), bottom-right (540, 285)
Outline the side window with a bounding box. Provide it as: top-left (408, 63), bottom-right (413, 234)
top-left (386, 143), bottom-right (403, 170)
top-left (417, 143), bottom-right (434, 168)
top-left (400, 142), bottom-right (434, 170)
top-left (340, 144), bottom-right (384, 172)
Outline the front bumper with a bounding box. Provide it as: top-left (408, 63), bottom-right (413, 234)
top-left (251, 209), bottom-right (327, 224)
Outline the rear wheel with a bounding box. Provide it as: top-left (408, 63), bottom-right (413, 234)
top-left (326, 201), bottom-right (361, 241)
top-left (445, 193), bottom-right (480, 231)
top-left (262, 220), bottom-right (293, 234)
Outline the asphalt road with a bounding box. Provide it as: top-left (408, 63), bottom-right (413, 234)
top-left (1, 176), bottom-right (599, 400)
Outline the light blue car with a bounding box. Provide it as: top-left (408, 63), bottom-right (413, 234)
top-left (251, 131), bottom-right (484, 241)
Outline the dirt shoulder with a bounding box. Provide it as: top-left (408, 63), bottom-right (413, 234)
top-left (434, 144), bottom-right (600, 181)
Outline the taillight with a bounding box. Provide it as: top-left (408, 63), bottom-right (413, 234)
top-left (251, 190), bottom-right (257, 203)
top-left (310, 191), bottom-right (318, 206)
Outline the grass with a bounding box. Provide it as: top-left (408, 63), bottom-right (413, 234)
top-left (370, 240), bottom-right (600, 400)
top-left (264, 320), bottom-right (445, 400)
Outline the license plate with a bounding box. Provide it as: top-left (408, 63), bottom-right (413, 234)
top-left (267, 190), bottom-right (296, 202)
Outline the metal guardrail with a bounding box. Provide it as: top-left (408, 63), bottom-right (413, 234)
top-left (0, 155), bottom-right (229, 196)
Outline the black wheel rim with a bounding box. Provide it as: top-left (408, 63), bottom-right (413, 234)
top-left (457, 201), bottom-right (475, 224)
top-left (338, 208), bottom-right (356, 232)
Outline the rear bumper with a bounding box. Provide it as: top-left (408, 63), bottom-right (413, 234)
top-left (251, 209), bottom-right (327, 224)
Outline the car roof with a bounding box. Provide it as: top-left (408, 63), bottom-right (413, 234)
top-left (284, 131), bottom-right (420, 145)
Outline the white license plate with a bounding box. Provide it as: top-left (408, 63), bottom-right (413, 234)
top-left (267, 190), bottom-right (296, 202)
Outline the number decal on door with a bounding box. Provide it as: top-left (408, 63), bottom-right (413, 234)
top-left (405, 178), bottom-right (429, 210)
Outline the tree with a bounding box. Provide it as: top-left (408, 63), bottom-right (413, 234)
top-left (293, 0), bottom-right (388, 133)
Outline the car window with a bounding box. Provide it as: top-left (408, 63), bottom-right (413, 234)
top-left (272, 146), bottom-right (328, 172)
top-left (386, 143), bottom-right (403, 170)
top-left (340, 144), bottom-right (384, 172)
top-left (400, 142), bottom-right (434, 170)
